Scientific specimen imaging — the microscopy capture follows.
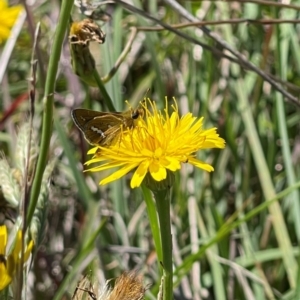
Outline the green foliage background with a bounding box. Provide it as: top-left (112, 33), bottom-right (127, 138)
top-left (1, 0), bottom-right (300, 299)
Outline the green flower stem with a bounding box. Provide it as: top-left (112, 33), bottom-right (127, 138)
top-left (141, 185), bottom-right (163, 271)
top-left (153, 189), bottom-right (173, 300)
top-left (27, 0), bottom-right (74, 226)
top-left (92, 69), bottom-right (115, 112)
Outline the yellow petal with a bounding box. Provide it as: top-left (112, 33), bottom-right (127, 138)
top-left (87, 160), bottom-right (128, 171)
top-left (13, 231), bottom-right (22, 262)
top-left (2, 6), bottom-right (22, 27)
top-left (131, 160), bottom-right (149, 188)
top-left (164, 157), bottom-right (181, 171)
top-left (0, 27), bottom-right (10, 42)
top-left (0, 2), bottom-right (22, 44)
top-left (0, 260), bottom-right (11, 291)
top-left (0, 226), bottom-right (7, 255)
top-left (23, 240), bottom-right (34, 262)
top-left (188, 157), bottom-right (214, 172)
top-left (0, 0), bottom-right (7, 10)
top-left (149, 162), bottom-right (167, 181)
top-left (87, 146), bottom-right (99, 155)
top-left (100, 163), bottom-right (138, 185)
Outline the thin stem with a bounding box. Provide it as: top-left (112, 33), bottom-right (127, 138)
top-left (92, 69), bottom-right (115, 111)
top-left (141, 184), bottom-right (163, 273)
top-left (154, 189), bottom-right (173, 300)
top-left (101, 27), bottom-right (137, 83)
top-left (27, 0), bottom-right (74, 226)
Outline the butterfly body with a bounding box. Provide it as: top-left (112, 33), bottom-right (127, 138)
top-left (71, 107), bottom-right (144, 146)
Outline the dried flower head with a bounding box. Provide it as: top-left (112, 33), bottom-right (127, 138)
top-left (72, 272), bottom-right (146, 300)
top-left (105, 272), bottom-right (146, 300)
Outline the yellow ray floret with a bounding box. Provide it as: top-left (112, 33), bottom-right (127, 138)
top-left (85, 98), bottom-right (226, 188)
top-left (0, 225), bottom-right (34, 291)
top-left (0, 0), bottom-right (22, 45)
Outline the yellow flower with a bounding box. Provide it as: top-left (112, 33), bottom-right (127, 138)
top-left (0, 0), bottom-right (22, 45)
top-left (86, 98), bottom-right (226, 188)
top-left (0, 225), bottom-right (34, 291)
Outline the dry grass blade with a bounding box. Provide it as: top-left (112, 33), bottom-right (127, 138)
top-left (72, 276), bottom-right (97, 300)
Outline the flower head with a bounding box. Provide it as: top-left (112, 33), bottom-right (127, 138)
top-left (73, 271), bottom-right (146, 300)
top-left (0, 0), bottom-right (22, 45)
top-left (0, 225), bottom-right (34, 291)
top-left (101, 271), bottom-right (146, 300)
top-left (86, 98), bottom-right (225, 189)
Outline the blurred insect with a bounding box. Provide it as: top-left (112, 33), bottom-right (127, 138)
top-left (71, 105), bottom-right (144, 146)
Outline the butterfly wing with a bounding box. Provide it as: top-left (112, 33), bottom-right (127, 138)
top-left (72, 109), bottom-right (128, 145)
